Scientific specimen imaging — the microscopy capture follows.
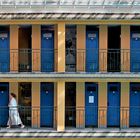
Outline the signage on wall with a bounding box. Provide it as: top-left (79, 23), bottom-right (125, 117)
top-left (132, 33), bottom-right (140, 40)
top-left (88, 33), bottom-right (96, 40)
top-left (43, 33), bottom-right (52, 39)
top-left (0, 33), bottom-right (8, 40)
top-left (89, 96), bottom-right (94, 103)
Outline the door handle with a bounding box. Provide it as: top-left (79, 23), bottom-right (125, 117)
top-left (107, 102), bottom-right (109, 106)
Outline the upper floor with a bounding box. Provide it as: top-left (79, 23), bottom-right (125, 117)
top-left (0, 24), bottom-right (140, 74)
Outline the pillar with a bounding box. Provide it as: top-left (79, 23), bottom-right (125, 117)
top-left (120, 82), bottom-right (129, 128)
top-left (32, 25), bottom-right (41, 72)
top-left (77, 25), bottom-right (86, 72)
top-left (99, 25), bottom-right (108, 72)
top-left (57, 81), bottom-right (65, 131)
top-left (76, 82), bottom-right (85, 128)
top-left (121, 25), bottom-right (130, 72)
top-left (9, 82), bottom-right (19, 102)
top-left (10, 25), bottom-right (19, 72)
top-left (32, 82), bottom-right (40, 128)
top-left (57, 23), bottom-right (65, 72)
top-left (98, 82), bottom-right (107, 128)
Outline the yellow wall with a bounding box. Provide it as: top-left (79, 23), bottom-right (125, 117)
top-left (56, 81), bottom-right (65, 131)
top-left (77, 25), bottom-right (86, 72)
top-left (99, 25), bottom-right (108, 72)
top-left (10, 25), bottom-right (19, 72)
top-left (32, 82), bottom-right (40, 128)
top-left (32, 25), bottom-right (41, 72)
top-left (57, 23), bottom-right (65, 72)
top-left (120, 82), bottom-right (129, 128)
top-left (121, 25), bottom-right (130, 72)
top-left (76, 82), bottom-right (85, 128)
top-left (9, 82), bottom-right (19, 101)
top-left (98, 82), bottom-right (107, 128)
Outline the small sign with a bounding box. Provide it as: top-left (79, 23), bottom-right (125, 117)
top-left (88, 33), bottom-right (96, 39)
top-left (89, 96), bottom-right (94, 103)
top-left (132, 33), bottom-right (140, 40)
top-left (43, 33), bottom-right (52, 39)
top-left (0, 33), bottom-right (8, 39)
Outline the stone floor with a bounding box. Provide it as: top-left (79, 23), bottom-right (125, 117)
top-left (0, 128), bottom-right (140, 138)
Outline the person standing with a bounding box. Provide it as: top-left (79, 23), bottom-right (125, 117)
top-left (7, 93), bottom-right (25, 128)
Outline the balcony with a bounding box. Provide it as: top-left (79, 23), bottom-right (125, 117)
top-left (0, 48), bottom-right (139, 74)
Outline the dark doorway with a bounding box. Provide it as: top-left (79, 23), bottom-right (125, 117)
top-left (65, 82), bottom-right (76, 127)
top-left (108, 26), bottom-right (121, 72)
top-left (18, 26), bottom-right (32, 72)
top-left (18, 82), bottom-right (32, 126)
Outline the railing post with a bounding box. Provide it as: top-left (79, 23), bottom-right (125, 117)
top-left (32, 25), bottom-right (41, 72)
top-left (121, 82), bottom-right (129, 129)
top-left (10, 25), bottom-right (19, 72)
top-left (76, 82), bottom-right (85, 128)
top-left (57, 81), bottom-right (65, 131)
top-left (32, 82), bottom-right (40, 128)
top-left (77, 25), bottom-right (86, 72)
top-left (98, 82), bottom-right (107, 128)
top-left (121, 25), bottom-right (130, 72)
top-left (99, 25), bottom-right (108, 72)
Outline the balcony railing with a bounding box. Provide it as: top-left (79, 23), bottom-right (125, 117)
top-left (0, 48), bottom-right (139, 73)
top-left (0, 106), bottom-right (139, 129)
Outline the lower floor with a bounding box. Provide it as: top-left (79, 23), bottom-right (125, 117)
top-left (0, 81), bottom-right (140, 130)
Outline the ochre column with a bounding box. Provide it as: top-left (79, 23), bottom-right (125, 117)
top-left (57, 81), bottom-right (65, 131)
top-left (76, 82), bottom-right (85, 128)
top-left (98, 82), bottom-right (107, 128)
top-left (77, 25), bottom-right (86, 72)
top-left (120, 82), bottom-right (129, 128)
top-left (32, 25), bottom-right (41, 72)
top-left (99, 25), bottom-right (108, 72)
top-left (57, 23), bottom-right (65, 72)
top-left (10, 25), bottom-right (19, 72)
top-left (121, 25), bottom-right (130, 72)
top-left (9, 82), bottom-right (18, 102)
top-left (32, 82), bottom-right (40, 128)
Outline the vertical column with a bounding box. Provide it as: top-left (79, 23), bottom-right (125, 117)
top-left (54, 82), bottom-right (57, 128)
top-left (121, 25), bottom-right (130, 72)
top-left (76, 82), bottom-right (85, 128)
top-left (10, 25), bottom-right (19, 72)
top-left (57, 23), bottom-right (65, 72)
top-left (121, 82), bottom-right (129, 128)
top-left (57, 81), bottom-right (65, 131)
top-left (99, 25), bottom-right (108, 72)
top-left (9, 82), bottom-right (19, 101)
top-left (77, 25), bottom-right (86, 72)
top-left (98, 82), bottom-right (107, 128)
top-left (32, 82), bottom-right (40, 128)
top-left (32, 25), bottom-right (41, 72)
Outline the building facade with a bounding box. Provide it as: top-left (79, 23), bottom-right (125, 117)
top-left (0, 0), bottom-right (140, 131)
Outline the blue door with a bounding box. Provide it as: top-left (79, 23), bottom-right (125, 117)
top-left (130, 83), bottom-right (140, 127)
top-left (86, 31), bottom-right (99, 72)
top-left (0, 83), bottom-right (9, 126)
top-left (107, 83), bottom-right (120, 127)
top-left (130, 32), bottom-right (140, 72)
top-left (41, 28), bottom-right (54, 72)
top-left (85, 83), bottom-right (98, 127)
top-left (0, 31), bottom-right (9, 72)
top-left (40, 83), bottom-right (54, 127)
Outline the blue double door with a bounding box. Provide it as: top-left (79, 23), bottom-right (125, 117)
top-left (86, 30), bottom-right (99, 72)
top-left (85, 83), bottom-right (98, 127)
top-left (0, 83), bottom-right (9, 126)
top-left (40, 82), bottom-right (54, 127)
top-left (107, 83), bottom-right (120, 127)
top-left (131, 32), bottom-right (140, 72)
top-left (0, 31), bottom-right (10, 72)
top-left (130, 83), bottom-right (140, 127)
top-left (41, 26), bottom-right (54, 72)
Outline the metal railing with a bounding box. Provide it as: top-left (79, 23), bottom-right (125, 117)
top-left (0, 106), bottom-right (140, 129)
top-left (0, 48), bottom-right (139, 73)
